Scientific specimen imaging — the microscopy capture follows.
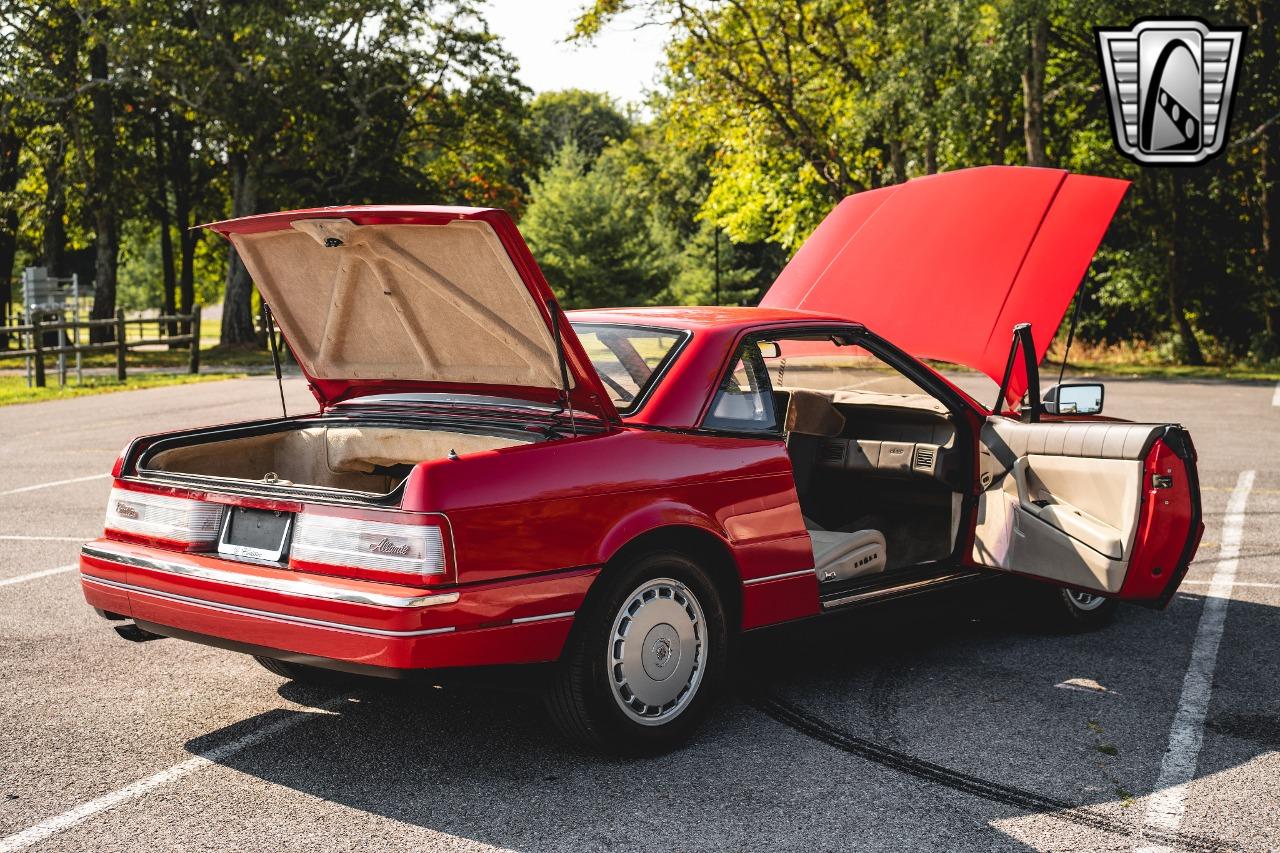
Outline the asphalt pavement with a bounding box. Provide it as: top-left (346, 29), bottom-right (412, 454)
top-left (0, 373), bottom-right (1277, 852)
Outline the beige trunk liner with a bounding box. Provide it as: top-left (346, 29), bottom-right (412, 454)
top-left (145, 426), bottom-right (534, 493)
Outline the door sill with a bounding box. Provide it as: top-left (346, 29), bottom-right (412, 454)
top-left (820, 568), bottom-right (985, 610)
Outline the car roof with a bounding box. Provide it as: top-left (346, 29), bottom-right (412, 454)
top-left (567, 305), bottom-right (854, 333)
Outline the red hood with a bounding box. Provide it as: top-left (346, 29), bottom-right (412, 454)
top-left (205, 206), bottom-right (618, 420)
top-left (761, 166), bottom-right (1129, 404)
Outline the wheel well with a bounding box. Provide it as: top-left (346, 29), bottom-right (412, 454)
top-left (596, 525), bottom-right (743, 629)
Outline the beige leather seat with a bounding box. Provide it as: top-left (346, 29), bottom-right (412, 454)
top-left (805, 516), bottom-right (887, 584)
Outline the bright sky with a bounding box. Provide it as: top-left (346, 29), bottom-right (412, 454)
top-left (483, 0), bottom-right (670, 109)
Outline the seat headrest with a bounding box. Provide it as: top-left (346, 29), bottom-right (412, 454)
top-left (784, 389), bottom-right (846, 437)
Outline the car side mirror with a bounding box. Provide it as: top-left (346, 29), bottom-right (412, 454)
top-left (1043, 382), bottom-right (1104, 415)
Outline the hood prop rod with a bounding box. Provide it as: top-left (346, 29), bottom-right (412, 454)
top-left (546, 297), bottom-right (577, 437)
top-left (264, 303), bottom-right (288, 419)
top-left (1055, 275), bottom-right (1089, 389)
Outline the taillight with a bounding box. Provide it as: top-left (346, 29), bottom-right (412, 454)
top-left (104, 487), bottom-right (222, 549)
top-left (289, 513), bottom-right (448, 582)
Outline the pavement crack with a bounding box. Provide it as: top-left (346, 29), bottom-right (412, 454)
top-left (750, 691), bottom-right (1235, 853)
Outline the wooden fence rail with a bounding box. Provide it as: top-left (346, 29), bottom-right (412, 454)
top-left (2, 305), bottom-right (201, 387)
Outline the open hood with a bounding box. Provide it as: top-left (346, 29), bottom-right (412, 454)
top-left (206, 206), bottom-right (617, 420)
top-left (761, 166), bottom-right (1129, 404)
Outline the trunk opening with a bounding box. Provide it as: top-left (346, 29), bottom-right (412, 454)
top-left (137, 419), bottom-right (545, 497)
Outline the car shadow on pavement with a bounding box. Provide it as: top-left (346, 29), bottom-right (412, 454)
top-left (185, 586), bottom-right (1279, 852)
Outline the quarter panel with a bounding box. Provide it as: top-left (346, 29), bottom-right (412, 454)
top-left (410, 429), bottom-right (815, 622)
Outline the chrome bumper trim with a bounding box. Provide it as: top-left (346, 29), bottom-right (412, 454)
top-left (510, 610), bottom-right (576, 624)
top-left (81, 543), bottom-right (459, 610)
top-left (743, 568), bottom-right (817, 587)
top-left (81, 574), bottom-right (457, 638)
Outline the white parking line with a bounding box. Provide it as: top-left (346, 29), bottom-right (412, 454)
top-left (1136, 469), bottom-right (1255, 853)
top-left (1181, 579), bottom-right (1278, 589)
top-left (0, 473), bottom-right (109, 497)
top-left (1273, 381), bottom-right (1280, 406)
top-left (0, 565), bottom-right (76, 588)
top-left (0, 697), bottom-right (349, 853)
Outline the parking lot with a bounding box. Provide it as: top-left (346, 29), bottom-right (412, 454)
top-left (1, 374), bottom-right (1277, 852)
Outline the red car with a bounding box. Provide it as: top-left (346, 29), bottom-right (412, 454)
top-left (80, 167), bottom-right (1202, 751)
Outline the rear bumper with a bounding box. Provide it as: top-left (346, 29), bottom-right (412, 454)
top-left (80, 539), bottom-right (594, 670)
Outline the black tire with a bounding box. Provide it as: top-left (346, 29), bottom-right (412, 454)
top-left (253, 655), bottom-right (357, 686)
top-left (1041, 586), bottom-right (1118, 631)
top-left (543, 550), bottom-right (730, 754)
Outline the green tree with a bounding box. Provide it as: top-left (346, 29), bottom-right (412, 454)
top-left (579, 0), bottom-right (1280, 363)
top-left (520, 143), bottom-right (670, 308)
top-left (528, 89), bottom-right (631, 164)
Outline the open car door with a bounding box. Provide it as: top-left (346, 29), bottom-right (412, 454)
top-left (969, 331), bottom-right (1203, 608)
top-left (971, 419), bottom-right (1202, 606)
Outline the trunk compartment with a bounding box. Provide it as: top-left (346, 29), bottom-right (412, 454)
top-left (138, 420), bottom-right (543, 496)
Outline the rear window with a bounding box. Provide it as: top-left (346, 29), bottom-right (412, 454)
top-left (570, 323), bottom-right (688, 414)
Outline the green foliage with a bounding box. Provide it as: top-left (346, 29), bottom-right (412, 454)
top-left (0, 0), bottom-right (534, 343)
top-left (527, 89), bottom-right (632, 164)
top-left (3, 0), bottom-right (1278, 368)
top-left (520, 143), bottom-right (671, 308)
top-left (577, 0), bottom-right (1280, 365)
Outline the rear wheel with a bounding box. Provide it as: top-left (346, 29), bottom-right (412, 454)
top-left (544, 551), bottom-right (729, 753)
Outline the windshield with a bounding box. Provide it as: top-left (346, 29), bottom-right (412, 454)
top-left (569, 323), bottom-right (688, 413)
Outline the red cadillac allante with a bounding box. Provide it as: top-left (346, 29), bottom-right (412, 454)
top-left (80, 167), bottom-right (1202, 751)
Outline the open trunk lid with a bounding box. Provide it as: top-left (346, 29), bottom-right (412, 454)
top-left (761, 166), bottom-right (1130, 404)
top-left (205, 206), bottom-right (618, 420)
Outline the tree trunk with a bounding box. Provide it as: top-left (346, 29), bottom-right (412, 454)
top-left (152, 114), bottom-right (178, 341)
top-left (1021, 13), bottom-right (1049, 167)
top-left (889, 140), bottom-right (906, 184)
top-left (1264, 125), bottom-right (1280, 343)
top-left (0, 129), bottom-right (19, 344)
top-left (40, 8), bottom-right (78, 281)
top-left (220, 153), bottom-right (259, 346)
top-left (1258, 0), bottom-right (1280, 343)
top-left (87, 38), bottom-right (119, 343)
top-left (169, 118), bottom-right (197, 317)
top-left (41, 138), bottom-right (68, 279)
top-left (1165, 176), bottom-right (1205, 365)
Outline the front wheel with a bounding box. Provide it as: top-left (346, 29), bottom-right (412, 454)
top-left (1045, 586), bottom-right (1118, 630)
top-left (543, 551), bottom-right (730, 753)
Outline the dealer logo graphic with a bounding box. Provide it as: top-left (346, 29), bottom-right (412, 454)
top-left (1096, 19), bottom-right (1245, 165)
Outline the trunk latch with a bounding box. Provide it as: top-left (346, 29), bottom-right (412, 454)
top-left (1152, 473), bottom-right (1175, 489)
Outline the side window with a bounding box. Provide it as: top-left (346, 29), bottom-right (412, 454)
top-left (705, 341), bottom-right (778, 432)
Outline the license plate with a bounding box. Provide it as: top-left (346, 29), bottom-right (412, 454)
top-left (217, 506), bottom-right (293, 562)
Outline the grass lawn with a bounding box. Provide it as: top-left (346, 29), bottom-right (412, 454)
top-left (0, 372), bottom-right (246, 407)
top-left (0, 344), bottom-right (279, 372)
top-left (1057, 359), bottom-right (1280, 382)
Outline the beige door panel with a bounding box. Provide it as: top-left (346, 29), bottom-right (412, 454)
top-left (973, 474), bottom-right (1127, 592)
top-left (973, 417), bottom-right (1159, 594)
top-left (1014, 455), bottom-right (1142, 558)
